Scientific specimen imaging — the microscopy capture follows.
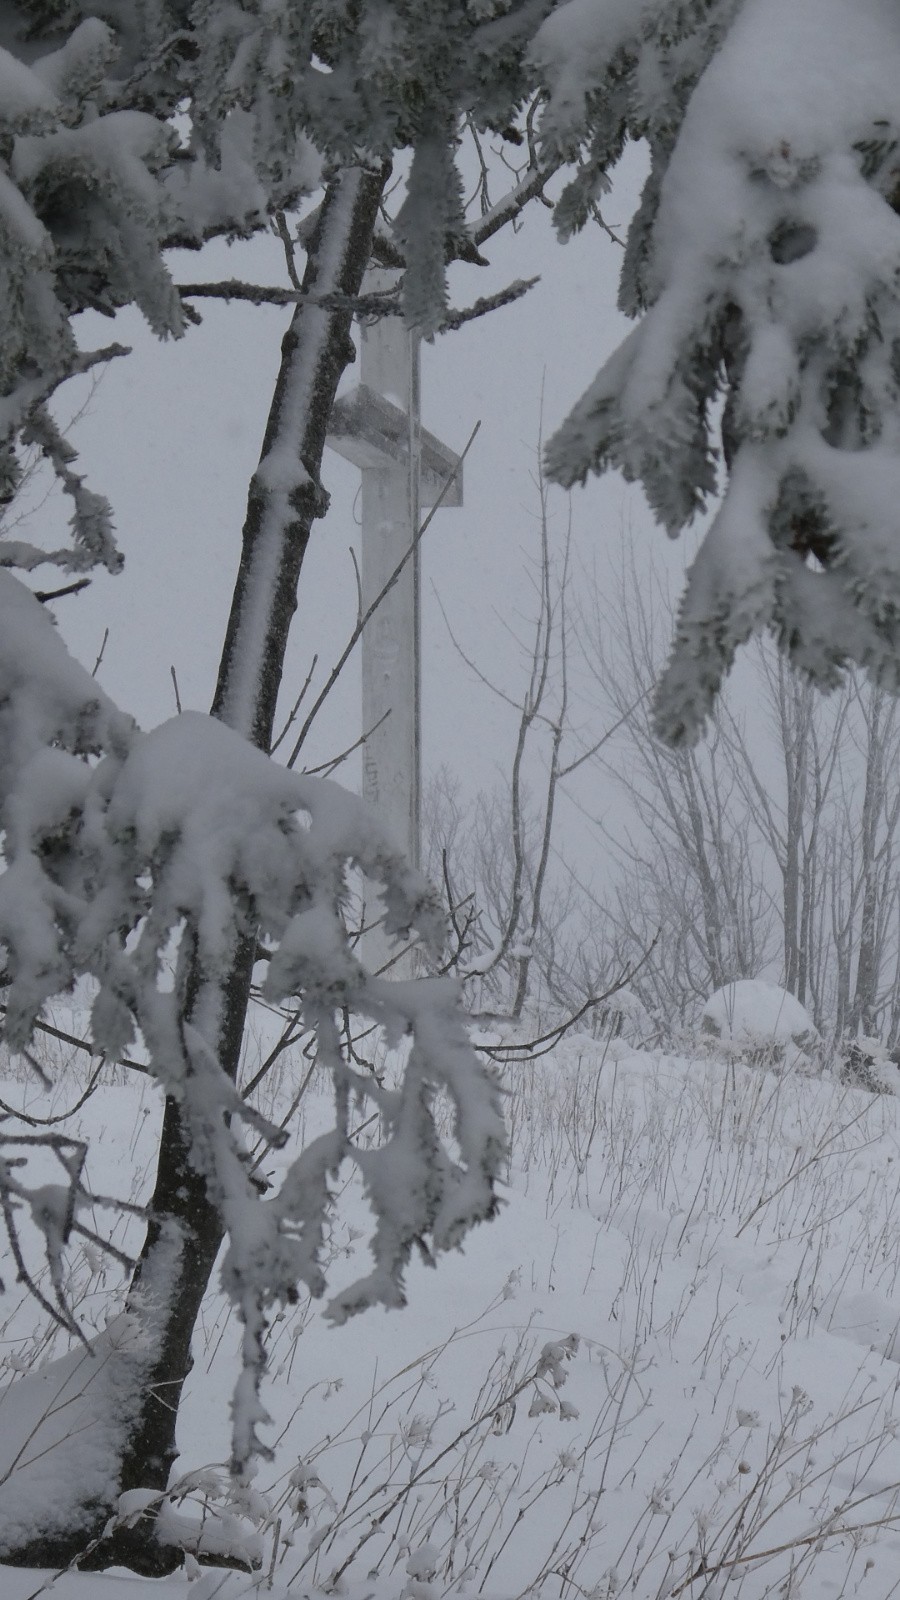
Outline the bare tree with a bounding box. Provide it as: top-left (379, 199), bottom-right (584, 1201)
top-left (827, 685), bottom-right (900, 1039)
top-left (424, 454), bottom-right (649, 1038)
top-left (580, 540), bottom-right (900, 1042)
top-left (425, 455), bottom-right (590, 1023)
top-left (579, 545), bottom-right (774, 1022)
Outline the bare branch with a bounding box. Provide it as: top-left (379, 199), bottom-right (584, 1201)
top-left (302, 709), bottom-right (391, 777)
top-left (91, 627), bottom-right (109, 678)
top-left (0, 1003), bottom-right (150, 1077)
top-left (34, 578), bottom-right (91, 604)
top-left (476, 932), bottom-right (661, 1061)
top-left (269, 653), bottom-right (319, 756)
top-left (274, 210), bottom-right (303, 292)
top-left (0, 1059), bottom-right (105, 1128)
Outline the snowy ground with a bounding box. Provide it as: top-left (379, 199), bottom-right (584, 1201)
top-left (3, 1033), bottom-right (900, 1599)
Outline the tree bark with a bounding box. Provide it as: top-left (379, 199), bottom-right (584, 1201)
top-left (210, 166), bottom-right (388, 745)
top-left (6, 163), bottom-right (388, 1577)
top-left (850, 692), bottom-right (885, 1037)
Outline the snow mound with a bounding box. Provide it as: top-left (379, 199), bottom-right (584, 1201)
top-left (701, 980), bottom-right (817, 1049)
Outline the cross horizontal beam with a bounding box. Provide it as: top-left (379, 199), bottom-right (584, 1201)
top-left (328, 384), bottom-right (463, 508)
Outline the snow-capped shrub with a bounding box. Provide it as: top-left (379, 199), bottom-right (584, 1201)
top-left (699, 978), bottom-right (818, 1069)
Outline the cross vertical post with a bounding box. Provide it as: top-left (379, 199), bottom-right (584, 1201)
top-left (357, 270), bottom-right (422, 868)
top-left (327, 269), bottom-right (463, 953)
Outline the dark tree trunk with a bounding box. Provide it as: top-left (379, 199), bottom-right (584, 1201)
top-left (5, 162), bottom-right (388, 1577)
top-left (210, 166), bottom-right (388, 746)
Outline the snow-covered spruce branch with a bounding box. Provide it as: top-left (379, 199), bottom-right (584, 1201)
top-left (538, 0), bottom-right (900, 742)
top-left (0, 0), bottom-right (547, 588)
top-left (0, 574), bottom-right (506, 1472)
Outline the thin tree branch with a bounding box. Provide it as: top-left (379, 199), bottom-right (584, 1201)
top-left (466, 161), bottom-right (560, 250)
top-left (0, 1060), bottom-right (106, 1128)
top-left (303, 710), bottom-right (391, 777)
top-left (91, 627), bottom-right (109, 678)
top-left (33, 578), bottom-right (91, 604)
top-left (476, 933), bottom-right (661, 1061)
top-left (557, 691), bottom-right (650, 779)
top-left (433, 588), bottom-right (555, 722)
top-left (274, 210), bottom-right (303, 292)
top-left (269, 653), bottom-right (319, 756)
top-left (0, 1004), bottom-right (150, 1077)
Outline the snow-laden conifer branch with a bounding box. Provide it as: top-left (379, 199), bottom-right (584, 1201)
top-left (538, 0), bottom-right (900, 742)
top-left (0, 573), bottom-right (505, 1469)
top-left (0, 0), bottom-right (548, 580)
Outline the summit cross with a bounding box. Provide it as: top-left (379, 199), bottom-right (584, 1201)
top-left (327, 269), bottom-right (463, 879)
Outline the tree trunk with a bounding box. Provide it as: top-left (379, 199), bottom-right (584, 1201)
top-left (780, 663), bottom-right (810, 1001)
top-left (6, 162), bottom-right (388, 1576)
top-left (850, 693), bottom-right (884, 1037)
top-left (209, 167), bottom-right (387, 746)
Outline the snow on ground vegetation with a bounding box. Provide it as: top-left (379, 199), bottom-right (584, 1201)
top-left (3, 1033), bottom-right (900, 1598)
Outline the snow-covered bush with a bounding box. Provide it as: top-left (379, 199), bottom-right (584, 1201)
top-left (699, 978), bottom-right (818, 1070)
